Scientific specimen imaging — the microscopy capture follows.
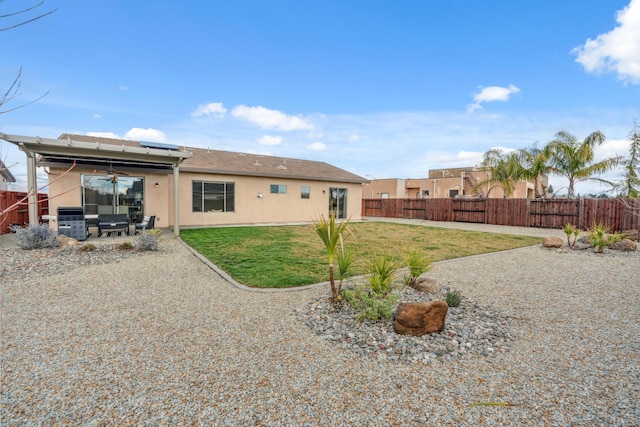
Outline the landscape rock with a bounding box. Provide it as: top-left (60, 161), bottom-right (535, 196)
top-left (609, 239), bottom-right (637, 252)
top-left (542, 237), bottom-right (563, 248)
top-left (394, 301), bottom-right (448, 336)
top-left (413, 277), bottom-right (440, 294)
top-left (56, 235), bottom-right (80, 247)
top-left (621, 230), bottom-right (639, 241)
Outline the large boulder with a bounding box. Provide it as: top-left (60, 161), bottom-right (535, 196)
top-left (609, 239), bottom-right (637, 252)
top-left (413, 277), bottom-right (440, 294)
top-left (542, 237), bottom-right (563, 248)
top-left (394, 301), bottom-right (448, 336)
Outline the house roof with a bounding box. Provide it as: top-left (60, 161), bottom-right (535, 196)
top-left (0, 159), bottom-right (17, 183)
top-left (57, 134), bottom-right (368, 184)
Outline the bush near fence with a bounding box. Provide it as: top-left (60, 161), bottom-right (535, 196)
top-left (362, 198), bottom-right (639, 232)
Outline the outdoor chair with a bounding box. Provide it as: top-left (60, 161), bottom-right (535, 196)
top-left (134, 215), bottom-right (155, 234)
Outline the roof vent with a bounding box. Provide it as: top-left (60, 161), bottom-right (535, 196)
top-left (277, 165), bottom-right (287, 170)
top-left (254, 160), bottom-right (261, 166)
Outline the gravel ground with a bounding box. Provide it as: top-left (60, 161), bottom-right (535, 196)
top-left (1, 222), bottom-right (638, 426)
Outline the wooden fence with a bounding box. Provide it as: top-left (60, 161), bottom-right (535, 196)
top-left (0, 191), bottom-right (49, 234)
top-left (362, 197), bottom-right (639, 232)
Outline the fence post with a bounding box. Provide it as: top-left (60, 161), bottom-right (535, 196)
top-left (579, 198), bottom-right (585, 230)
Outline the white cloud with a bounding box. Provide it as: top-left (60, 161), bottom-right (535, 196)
top-left (86, 131), bottom-right (119, 139)
top-left (124, 128), bottom-right (166, 142)
top-left (347, 133), bottom-right (360, 142)
top-left (191, 102), bottom-right (227, 119)
top-left (232, 105), bottom-right (314, 131)
top-left (92, 114), bottom-right (102, 119)
top-left (572, 0), bottom-right (640, 84)
top-left (258, 135), bottom-right (282, 146)
top-left (306, 141), bottom-right (326, 151)
top-left (118, 85), bottom-right (129, 91)
top-left (467, 84), bottom-right (521, 112)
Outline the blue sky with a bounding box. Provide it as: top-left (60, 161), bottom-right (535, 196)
top-left (2, 0), bottom-right (639, 195)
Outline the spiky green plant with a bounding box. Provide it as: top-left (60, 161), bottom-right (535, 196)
top-left (313, 213), bottom-right (353, 302)
top-left (366, 254), bottom-right (398, 295)
top-left (445, 290), bottom-right (462, 307)
top-left (587, 221), bottom-right (622, 253)
top-left (336, 247), bottom-right (355, 293)
top-left (403, 246), bottom-right (432, 286)
top-left (562, 223), bottom-right (579, 247)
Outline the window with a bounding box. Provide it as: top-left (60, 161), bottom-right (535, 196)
top-left (301, 185), bottom-right (310, 199)
top-left (192, 180), bottom-right (235, 212)
top-left (270, 184), bottom-right (287, 194)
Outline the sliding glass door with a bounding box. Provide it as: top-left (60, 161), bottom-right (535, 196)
top-left (81, 175), bottom-right (144, 222)
top-left (329, 187), bottom-right (347, 219)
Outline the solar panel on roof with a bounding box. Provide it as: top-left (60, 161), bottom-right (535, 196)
top-left (140, 140), bottom-right (180, 151)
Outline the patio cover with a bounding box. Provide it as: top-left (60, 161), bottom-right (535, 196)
top-left (0, 133), bottom-right (192, 236)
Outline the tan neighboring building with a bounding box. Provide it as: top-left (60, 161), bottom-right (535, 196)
top-left (0, 160), bottom-right (16, 191)
top-left (1, 133), bottom-right (367, 233)
top-left (366, 167), bottom-right (547, 199)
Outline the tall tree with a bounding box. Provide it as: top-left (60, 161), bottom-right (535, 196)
top-left (517, 144), bottom-right (550, 198)
top-left (616, 124), bottom-right (640, 198)
top-left (474, 148), bottom-right (526, 198)
top-left (545, 130), bottom-right (619, 198)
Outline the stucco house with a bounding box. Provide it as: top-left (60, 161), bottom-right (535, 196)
top-left (366, 167), bottom-right (548, 199)
top-left (0, 159), bottom-right (16, 191)
top-left (1, 133), bottom-right (367, 235)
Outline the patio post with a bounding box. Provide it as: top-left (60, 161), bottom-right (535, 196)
top-left (22, 146), bottom-right (39, 226)
top-left (173, 163), bottom-right (180, 237)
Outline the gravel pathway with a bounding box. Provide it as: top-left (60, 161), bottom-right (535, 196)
top-left (1, 223), bottom-right (638, 426)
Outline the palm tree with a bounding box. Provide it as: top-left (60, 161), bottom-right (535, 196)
top-left (545, 130), bottom-right (619, 198)
top-left (313, 213), bottom-right (353, 303)
top-left (517, 144), bottom-right (550, 198)
top-left (473, 148), bottom-right (526, 198)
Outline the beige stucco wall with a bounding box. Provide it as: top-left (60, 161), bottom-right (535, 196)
top-left (174, 172), bottom-right (362, 227)
top-left (46, 166), bottom-right (363, 230)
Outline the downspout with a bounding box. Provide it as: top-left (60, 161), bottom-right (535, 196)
top-left (20, 144), bottom-right (39, 225)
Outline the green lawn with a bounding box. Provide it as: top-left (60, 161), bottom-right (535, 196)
top-left (180, 222), bottom-right (541, 288)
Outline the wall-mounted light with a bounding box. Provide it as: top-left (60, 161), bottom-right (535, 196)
top-left (155, 182), bottom-right (159, 188)
top-left (322, 190), bottom-right (326, 194)
top-left (257, 192), bottom-right (263, 198)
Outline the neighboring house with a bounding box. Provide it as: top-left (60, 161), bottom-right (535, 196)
top-left (366, 167), bottom-right (548, 199)
top-left (0, 133), bottom-right (367, 234)
top-left (0, 160), bottom-right (17, 191)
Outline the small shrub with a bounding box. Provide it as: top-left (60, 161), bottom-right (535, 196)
top-left (562, 223), bottom-right (579, 247)
top-left (15, 223), bottom-right (58, 249)
top-left (343, 253), bottom-right (402, 321)
top-left (118, 241), bottom-right (134, 250)
top-left (403, 246), bottom-right (432, 286)
top-left (77, 243), bottom-right (96, 252)
top-left (343, 285), bottom-right (401, 321)
top-left (136, 229), bottom-right (162, 251)
top-left (366, 254), bottom-right (398, 295)
top-left (587, 222), bottom-right (622, 253)
top-left (445, 290), bottom-right (462, 307)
